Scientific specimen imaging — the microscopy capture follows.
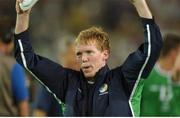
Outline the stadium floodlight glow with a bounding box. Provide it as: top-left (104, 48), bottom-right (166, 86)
top-left (19, 0), bottom-right (39, 11)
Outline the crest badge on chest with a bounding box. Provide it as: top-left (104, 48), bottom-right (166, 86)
top-left (99, 83), bottom-right (108, 94)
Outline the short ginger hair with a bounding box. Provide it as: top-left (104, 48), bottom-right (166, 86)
top-left (75, 26), bottom-right (110, 54)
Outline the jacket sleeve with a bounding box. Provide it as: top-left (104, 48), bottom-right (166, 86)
top-left (14, 30), bottom-right (70, 103)
top-left (114, 18), bottom-right (163, 92)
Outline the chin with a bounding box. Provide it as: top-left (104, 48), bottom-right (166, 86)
top-left (84, 72), bottom-right (95, 78)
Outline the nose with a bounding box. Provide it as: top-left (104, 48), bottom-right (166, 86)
top-left (82, 53), bottom-right (88, 63)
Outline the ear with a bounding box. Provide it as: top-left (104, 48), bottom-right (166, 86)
top-left (102, 50), bottom-right (109, 61)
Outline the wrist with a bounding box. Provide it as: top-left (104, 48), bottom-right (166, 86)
top-left (15, 14), bottom-right (30, 34)
top-left (17, 12), bottom-right (30, 18)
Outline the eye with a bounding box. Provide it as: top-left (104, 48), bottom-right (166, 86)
top-left (76, 52), bottom-right (82, 57)
top-left (86, 50), bottom-right (93, 54)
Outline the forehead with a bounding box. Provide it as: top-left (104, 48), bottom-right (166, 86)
top-left (75, 44), bottom-right (99, 52)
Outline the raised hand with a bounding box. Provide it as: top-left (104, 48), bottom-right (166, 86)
top-left (15, 0), bottom-right (31, 34)
top-left (16, 0), bottom-right (31, 15)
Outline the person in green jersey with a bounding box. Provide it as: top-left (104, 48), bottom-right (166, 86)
top-left (170, 51), bottom-right (180, 115)
top-left (141, 34), bottom-right (180, 116)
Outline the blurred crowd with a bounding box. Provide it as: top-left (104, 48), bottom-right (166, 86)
top-left (0, 0), bottom-right (180, 116)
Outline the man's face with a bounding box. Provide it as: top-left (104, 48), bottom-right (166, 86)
top-left (76, 42), bottom-right (109, 79)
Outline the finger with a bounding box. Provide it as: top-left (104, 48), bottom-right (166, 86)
top-left (16, 0), bottom-right (24, 14)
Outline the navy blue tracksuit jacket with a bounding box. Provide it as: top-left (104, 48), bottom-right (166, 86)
top-left (14, 18), bottom-right (163, 116)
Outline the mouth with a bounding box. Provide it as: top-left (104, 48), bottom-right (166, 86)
top-left (82, 66), bottom-right (92, 72)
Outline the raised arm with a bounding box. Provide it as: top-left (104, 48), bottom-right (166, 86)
top-left (114, 0), bottom-right (162, 84)
top-left (121, 0), bottom-right (160, 78)
top-left (14, 0), bottom-right (74, 103)
top-left (120, 0), bottom-right (162, 86)
top-left (120, 0), bottom-right (163, 116)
